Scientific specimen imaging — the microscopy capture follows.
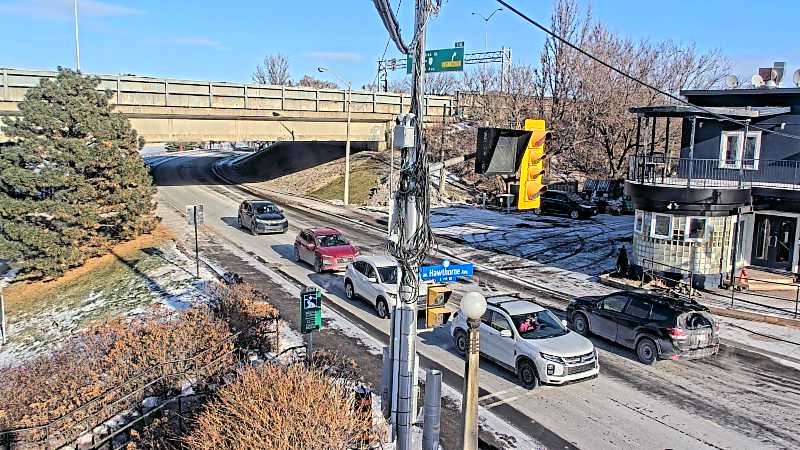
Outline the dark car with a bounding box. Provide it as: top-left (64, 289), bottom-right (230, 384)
top-left (535, 190), bottom-right (598, 219)
top-left (294, 227), bottom-right (360, 273)
top-left (566, 291), bottom-right (719, 365)
top-left (237, 200), bottom-right (288, 234)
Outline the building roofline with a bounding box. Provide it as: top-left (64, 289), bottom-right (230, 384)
top-left (681, 87), bottom-right (800, 97)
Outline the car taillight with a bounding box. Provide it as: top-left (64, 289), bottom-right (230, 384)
top-left (667, 327), bottom-right (688, 339)
top-left (714, 321), bottom-right (720, 333)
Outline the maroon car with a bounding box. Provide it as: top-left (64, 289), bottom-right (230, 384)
top-left (294, 227), bottom-right (360, 273)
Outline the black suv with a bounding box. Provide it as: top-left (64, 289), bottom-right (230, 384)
top-left (535, 190), bottom-right (597, 219)
top-left (566, 291), bottom-right (719, 364)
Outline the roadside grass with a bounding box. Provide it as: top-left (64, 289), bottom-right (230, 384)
top-left (308, 161), bottom-right (381, 205)
top-left (0, 225), bottom-right (207, 364)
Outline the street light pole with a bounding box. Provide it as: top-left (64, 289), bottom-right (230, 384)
top-left (472, 8), bottom-right (502, 51)
top-left (74, 0), bottom-right (81, 71)
top-left (459, 292), bottom-right (487, 450)
top-left (318, 67), bottom-right (352, 205)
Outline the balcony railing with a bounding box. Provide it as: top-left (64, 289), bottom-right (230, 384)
top-left (627, 155), bottom-right (800, 190)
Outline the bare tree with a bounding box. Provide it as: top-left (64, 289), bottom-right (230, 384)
top-left (362, 78), bottom-right (410, 93)
top-left (425, 73), bottom-right (460, 95)
top-left (253, 54), bottom-right (292, 86)
top-left (297, 75), bottom-right (338, 89)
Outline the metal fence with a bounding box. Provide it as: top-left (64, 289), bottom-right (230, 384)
top-left (627, 155), bottom-right (800, 190)
top-left (0, 316), bottom-right (281, 450)
top-left (639, 258), bottom-right (800, 318)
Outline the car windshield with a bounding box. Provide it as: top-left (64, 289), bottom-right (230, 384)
top-left (318, 234), bottom-right (348, 247)
top-left (253, 203), bottom-right (278, 214)
top-left (510, 310), bottom-right (568, 339)
top-left (377, 265), bottom-right (397, 284)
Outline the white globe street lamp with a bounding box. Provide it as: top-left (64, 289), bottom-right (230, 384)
top-left (459, 291), bottom-right (486, 450)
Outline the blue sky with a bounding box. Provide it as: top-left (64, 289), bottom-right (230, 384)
top-left (1, 0), bottom-right (799, 88)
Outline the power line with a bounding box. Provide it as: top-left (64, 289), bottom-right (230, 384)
top-left (495, 0), bottom-right (800, 142)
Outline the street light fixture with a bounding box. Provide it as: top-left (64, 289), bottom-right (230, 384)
top-left (271, 111), bottom-right (295, 141)
top-left (472, 8), bottom-right (502, 51)
top-left (459, 291), bottom-right (487, 450)
top-left (318, 67), bottom-right (352, 206)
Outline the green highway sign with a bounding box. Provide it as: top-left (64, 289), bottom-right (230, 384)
top-left (300, 287), bottom-right (322, 334)
top-left (406, 47), bottom-right (465, 74)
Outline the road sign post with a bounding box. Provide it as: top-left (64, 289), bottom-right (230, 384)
top-left (186, 205), bottom-right (204, 278)
top-left (406, 47), bottom-right (465, 74)
top-left (300, 286), bottom-right (322, 363)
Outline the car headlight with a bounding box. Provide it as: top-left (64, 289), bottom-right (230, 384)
top-left (322, 256), bottom-right (334, 262)
top-left (386, 292), bottom-right (397, 299)
top-left (540, 352), bottom-right (564, 364)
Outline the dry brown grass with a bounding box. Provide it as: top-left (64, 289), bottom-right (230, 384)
top-left (205, 282), bottom-right (280, 354)
top-left (182, 364), bottom-right (373, 450)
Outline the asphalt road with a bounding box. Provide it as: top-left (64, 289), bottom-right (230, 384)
top-left (151, 152), bottom-right (800, 450)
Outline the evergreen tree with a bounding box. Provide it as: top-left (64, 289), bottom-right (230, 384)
top-left (0, 68), bottom-right (157, 280)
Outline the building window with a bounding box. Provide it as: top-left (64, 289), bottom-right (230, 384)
top-left (651, 214), bottom-right (673, 239)
top-left (685, 217), bottom-right (708, 242)
top-left (718, 131), bottom-right (761, 170)
top-left (742, 132), bottom-right (761, 170)
top-left (634, 211), bottom-right (644, 234)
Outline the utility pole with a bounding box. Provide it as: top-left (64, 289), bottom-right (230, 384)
top-left (438, 105), bottom-right (447, 197)
top-left (389, 1), bottom-right (428, 448)
top-left (74, 0), bottom-right (81, 72)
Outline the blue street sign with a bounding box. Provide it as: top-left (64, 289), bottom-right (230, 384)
top-left (420, 260), bottom-right (474, 283)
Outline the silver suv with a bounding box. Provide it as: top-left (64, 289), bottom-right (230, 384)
top-left (450, 295), bottom-right (599, 389)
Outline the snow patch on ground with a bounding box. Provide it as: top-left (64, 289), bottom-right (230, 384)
top-left (0, 243), bottom-right (214, 366)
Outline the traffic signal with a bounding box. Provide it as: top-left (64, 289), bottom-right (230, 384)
top-left (517, 119), bottom-right (546, 210)
top-left (475, 127), bottom-right (532, 175)
top-left (424, 285), bottom-right (452, 329)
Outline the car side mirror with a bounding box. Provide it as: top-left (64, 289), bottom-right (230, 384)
top-left (562, 319), bottom-right (568, 327)
top-left (500, 329), bottom-right (513, 338)
top-left (368, 277), bottom-right (378, 284)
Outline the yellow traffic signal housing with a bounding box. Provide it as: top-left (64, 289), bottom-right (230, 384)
top-left (427, 284), bottom-right (451, 307)
top-left (424, 285), bottom-right (452, 329)
top-left (517, 119), bottom-right (546, 210)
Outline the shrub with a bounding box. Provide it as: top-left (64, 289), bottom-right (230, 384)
top-left (205, 282), bottom-right (280, 354)
top-left (0, 306), bottom-right (232, 445)
top-left (182, 364), bottom-right (374, 450)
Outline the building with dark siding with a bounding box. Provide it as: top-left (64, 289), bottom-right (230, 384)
top-left (625, 87), bottom-right (800, 287)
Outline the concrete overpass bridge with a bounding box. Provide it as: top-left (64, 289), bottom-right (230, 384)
top-left (0, 68), bottom-right (455, 149)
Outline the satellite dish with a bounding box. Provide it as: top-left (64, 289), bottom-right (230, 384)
top-left (794, 69), bottom-right (800, 87)
top-left (725, 75), bottom-right (739, 89)
top-left (751, 74), bottom-right (765, 88)
top-left (773, 62), bottom-right (786, 85)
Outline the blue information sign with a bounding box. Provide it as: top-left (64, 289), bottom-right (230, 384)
top-left (420, 260), bottom-right (474, 283)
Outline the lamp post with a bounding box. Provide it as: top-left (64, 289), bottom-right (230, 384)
top-left (73, 0), bottom-right (81, 71)
top-left (459, 291), bottom-right (487, 450)
top-left (271, 111), bottom-right (295, 141)
top-left (318, 67), bottom-right (352, 206)
top-left (472, 8), bottom-right (502, 51)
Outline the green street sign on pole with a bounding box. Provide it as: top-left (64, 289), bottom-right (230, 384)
top-left (406, 47), bottom-right (465, 74)
top-left (300, 286), bottom-right (322, 334)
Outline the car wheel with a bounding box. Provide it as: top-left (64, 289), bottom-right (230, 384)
top-left (533, 208), bottom-right (542, 216)
top-left (313, 257), bottom-right (323, 273)
top-left (517, 359), bottom-right (539, 390)
top-left (570, 209), bottom-right (580, 219)
top-left (572, 312), bottom-right (590, 336)
top-left (453, 329), bottom-right (468, 356)
top-left (636, 337), bottom-right (658, 365)
top-left (293, 246), bottom-right (301, 262)
top-left (376, 297), bottom-right (389, 319)
top-left (344, 280), bottom-right (355, 300)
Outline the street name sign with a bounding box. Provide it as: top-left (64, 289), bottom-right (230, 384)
top-left (420, 260), bottom-right (473, 283)
top-left (406, 47), bottom-right (465, 74)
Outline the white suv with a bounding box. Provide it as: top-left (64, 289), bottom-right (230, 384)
top-left (344, 255), bottom-right (428, 318)
top-left (450, 295), bottom-right (598, 389)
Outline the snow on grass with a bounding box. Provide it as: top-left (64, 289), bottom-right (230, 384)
top-left (0, 243), bottom-right (214, 366)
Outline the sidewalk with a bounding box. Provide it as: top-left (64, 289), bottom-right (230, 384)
top-left (214, 156), bottom-right (800, 369)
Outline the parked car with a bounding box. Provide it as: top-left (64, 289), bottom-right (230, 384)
top-left (293, 227), bottom-right (359, 273)
top-left (237, 200), bottom-right (288, 234)
top-left (535, 190), bottom-right (598, 219)
top-left (343, 255), bottom-right (429, 318)
top-left (451, 295), bottom-right (598, 389)
top-left (567, 291), bottom-right (719, 365)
